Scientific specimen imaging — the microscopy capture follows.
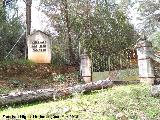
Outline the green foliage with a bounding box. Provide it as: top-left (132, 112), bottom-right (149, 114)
top-left (93, 68), bottom-right (138, 81)
top-left (41, 0), bottom-right (137, 67)
top-left (48, 72), bottom-right (80, 83)
top-left (51, 45), bottom-right (70, 65)
top-left (13, 59), bottom-right (35, 66)
top-left (148, 32), bottom-right (160, 51)
top-left (0, 87), bottom-right (14, 94)
top-left (83, 2), bottom-right (136, 54)
top-left (136, 0), bottom-right (160, 35)
top-left (0, 6), bottom-right (23, 60)
top-left (0, 59), bottom-right (35, 67)
top-left (55, 74), bottom-right (66, 82)
top-left (8, 78), bottom-right (25, 88)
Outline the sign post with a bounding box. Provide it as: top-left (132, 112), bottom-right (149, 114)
top-left (27, 30), bottom-right (52, 63)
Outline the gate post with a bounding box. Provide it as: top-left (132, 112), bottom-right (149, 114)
top-left (80, 50), bottom-right (92, 83)
top-left (136, 36), bottom-right (155, 85)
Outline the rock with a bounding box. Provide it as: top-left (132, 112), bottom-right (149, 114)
top-left (151, 85), bottom-right (160, 97)
top-left (116, 112), bottom-right (128, 120)
top-left (63, 107), bottom-right (70, 113)
top-left (139, 111), bottom-right (149, 120)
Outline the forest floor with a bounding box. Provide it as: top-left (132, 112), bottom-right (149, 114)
top-left (0, 84), bottom-right (160, 120)
top-left (0, 60), bottom-right (80, 94)
top-left (0, 59), bottom-right (139, 94)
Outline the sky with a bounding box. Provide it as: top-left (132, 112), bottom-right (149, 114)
top-left (16, 0), bottom-right (49, 32)
top-left (15, 0), bottom-right (142, 32)
top-left (14, 0), bottom-right (159, 34)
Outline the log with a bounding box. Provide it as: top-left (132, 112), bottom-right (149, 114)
top-left (0, 80), bottom-right (113, 107)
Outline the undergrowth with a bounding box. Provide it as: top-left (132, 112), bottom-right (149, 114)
top-left (0, 59), bottom-right (35, 66)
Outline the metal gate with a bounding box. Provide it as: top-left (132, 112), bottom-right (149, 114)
top-left (91, 49), bottom-right (139, 81)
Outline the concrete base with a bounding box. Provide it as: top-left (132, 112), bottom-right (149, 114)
top-left (83, 77), bottom-right (92, 83)
top-left (140, 78), bottom-right (155, 85)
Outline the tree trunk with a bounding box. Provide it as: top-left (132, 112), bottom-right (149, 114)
top-left (1, 0), bottom-right (6, 20)
top-left (63, 0), bottom-right (75, 65)
top-left (0, 80), bottom-right (113, 107)
top-left (2, 0), bottom-right (5, 7)
top-left (25, 0), bottom-right (32, 59)
top-left (26, 0), bottom-right (32, 36)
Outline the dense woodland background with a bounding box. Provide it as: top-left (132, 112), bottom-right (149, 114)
top-left (0, 0), bottom-right (160, 66)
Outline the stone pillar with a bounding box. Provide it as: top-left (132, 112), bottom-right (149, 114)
top-left (80, 50), bottom-right (92, 83)
top-left (136, 39), bottom-right (155, 85)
